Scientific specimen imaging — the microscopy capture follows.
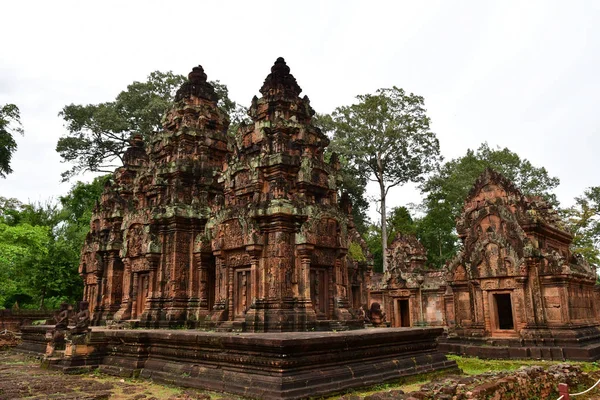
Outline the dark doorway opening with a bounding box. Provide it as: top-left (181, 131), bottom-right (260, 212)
top-left (398, 299), bottom-right (410, 327)
top-left (494, 293), bottom-right (514, 330)
top-left (352, 286), bottom-right (361, 309)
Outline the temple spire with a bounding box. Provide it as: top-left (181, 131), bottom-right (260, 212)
top-left (259, 57), bottom-right (302, 97)
top-left (175, 65), bottom-right (218, 102)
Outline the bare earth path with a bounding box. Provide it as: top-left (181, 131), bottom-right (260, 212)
top-left (0, 351), bottom-right (239, 400)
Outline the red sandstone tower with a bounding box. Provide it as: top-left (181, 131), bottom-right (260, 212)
top-left (80, 59), bottom-right (366, 331)
top-left (204, 58), bottom-right (357, 331)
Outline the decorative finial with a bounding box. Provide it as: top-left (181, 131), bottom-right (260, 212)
top-left (175, 64), bottom-right (217, 102)
top-left (259, 57), bottom-right (302, 97)
top-left (188, 66), bottom-right (207, 83)
top-left (271, 57), bottom-right (290, 75)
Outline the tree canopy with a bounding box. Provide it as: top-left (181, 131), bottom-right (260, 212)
top-left (366, 206), bottom-right (417, 272)
top-left (0, 104), bottom-right (24, 178)
top-left (322, 87), bottom-right (442, 271)
top-left (0, 177), bottom-right (106, 309)
top-left (417, 142), bottom-right (560, 267)
top-left (56, 71), bottom-right (246, 181)
top-left (314, 113), bottom-right (370, 235)
top-left (562, 186), bottom-right (600, 267)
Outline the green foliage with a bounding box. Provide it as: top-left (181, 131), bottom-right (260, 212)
top-left (387, 206), bottom-right (416, 242)
top-left (364, 207), bottom-right (418, 272)
top-left (0, 104), bottom-right (24, 178)
top-left (446, 355), bottom-right (600, 375)
top-left (323, 87), bottom-right (442, 271)
top-left (57, 71), bottom-right (186, 180)
top-left (348, 242), bottom-right (366, 262)
top-left (562, 186), bottom-right (600, 266)
top-left (417, 143), bottom-right (560, 267)
top-left (316, 113), bottom-right (370, 236)
top-left (0, 178), bottom-right (105, 309)
top-left (211, 80), bottom-right (250, 136)
top-left (365, 225), bottom-right (383, 273)
top-left (56, 71), bottom-right (244, 181)
top-left (0, 220), bottom-right (50, 307)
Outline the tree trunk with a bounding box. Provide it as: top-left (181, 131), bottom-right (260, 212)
top-left (380, 181), bottom-right (388, 273)
top-left (39, 287), bottom-right (46, 310)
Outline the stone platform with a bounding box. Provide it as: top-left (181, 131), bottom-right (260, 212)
top-left (18, 326), bottom-right (457, 399)
top-left (439, 329), bottom-right (600, 361)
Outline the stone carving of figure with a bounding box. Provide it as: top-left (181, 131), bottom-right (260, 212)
top-left (357, 305), bottom-right (367, 323)
top-left (368, 302), bottom-right (387, 327)
top-left (47, 302), bottom-right (71, 348)
top-left (54, 303), bottom-right (70, 331)
top-left (70, 301), bottom-right (91, 334)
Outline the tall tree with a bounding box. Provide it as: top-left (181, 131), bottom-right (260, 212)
top-left (0, 104), bottom-right (24, 178)
top-left (418, 142), bottom-right (560, 267)
top-left (57, 71), bottom-right (245, 181)
top-left (562, 186), bottom-right (600, 266)
top-left (315, 113), bottom-right (370, 235)
top-left (325, 87), bottom-right (441, 271)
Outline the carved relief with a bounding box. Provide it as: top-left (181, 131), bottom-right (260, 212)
top-left (447, 168), bottom-right (598, 343)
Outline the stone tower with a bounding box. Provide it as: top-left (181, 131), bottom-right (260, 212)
top-left (203, 58), bottom-right (357, 331)
top-left (80, 66), bottom-right (230, 326)
top-left (79, 59), bottom-right (365, 331)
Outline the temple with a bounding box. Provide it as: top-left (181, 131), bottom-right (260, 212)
top-left (79, 58), bottom-right (368, 331)
top-left (440, 168), bottom-right (600, 360)
top-left (76, 58), bottom-right (600, 360)
top-left (369, 234), bottom-right (448, 328)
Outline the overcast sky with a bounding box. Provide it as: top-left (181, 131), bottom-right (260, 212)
top-left (1, 1), bottom-right (599, 221)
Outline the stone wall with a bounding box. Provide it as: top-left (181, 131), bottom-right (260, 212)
top-left (0, 309), bottom-right (54, 332)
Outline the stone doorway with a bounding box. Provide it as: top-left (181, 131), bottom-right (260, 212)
top-left (136, 273), bottom-right (149, 317)
top-left (351, 285), bottom-right (361, 309)
top-left (493, 293), bottom-right (514, 330)
top-left (234, 268), bottom-right (252, 318)
top-left (394, 299), bottom-right (411, 327)
top-left (310, 267), bottom-right (329, 319)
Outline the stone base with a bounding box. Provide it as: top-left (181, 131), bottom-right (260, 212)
top-left (439, 330), bottom-right (600, 361)
top-left (18, 326), bottom-right (457, 399)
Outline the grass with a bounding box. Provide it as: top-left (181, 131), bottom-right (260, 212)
top-left (323, 356), bottom-right (600, 399)
top-left (323, 369), bottom-right (455, 399)
top-left (447, 354), bottom-right (600, 375)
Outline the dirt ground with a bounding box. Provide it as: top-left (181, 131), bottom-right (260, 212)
top-left (0, 351), bottom-right (241, 400)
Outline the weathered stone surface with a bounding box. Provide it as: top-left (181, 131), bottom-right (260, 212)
top-left (78, 59), bottom-right (371, 331)
top-left (0, 308), bottom-right (54, 332)
top-left (204, 57), bottom-right (362, 331)
top-left (440, 168), bottom-right (600, 360)
top-left (19, 325), bottom-right (458, 400)
top-left (370, 234), bottom-right (447, 328)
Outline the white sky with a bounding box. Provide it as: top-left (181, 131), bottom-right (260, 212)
top-left (1, 1), bottom-right (599, 222)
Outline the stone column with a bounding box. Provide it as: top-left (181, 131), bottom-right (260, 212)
top-left (143, 253), bottom-right (161, 322)
top-left (196, 253), bottom-right (209, 309)
top-left (131, 271), bottom-right (139, 319)
top-left (227, 263), bottom-right (234, 321)
top-left (514, 276), bottom-right (528, 331)
top-left (297, 244), bottom-right (314, 303)
top-left (557, 279), bottom-right (570, 325)
top-left (246, 245), bottom-right (263, 303)
top-left (208, 252), bottom-right (227, 323)
top-left (114, 259), bottom-right (132, 321)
